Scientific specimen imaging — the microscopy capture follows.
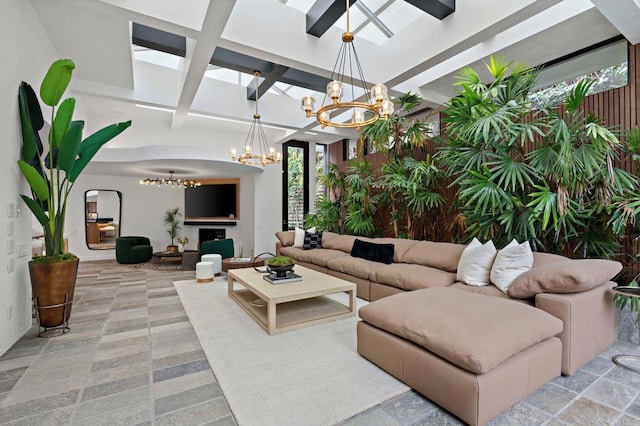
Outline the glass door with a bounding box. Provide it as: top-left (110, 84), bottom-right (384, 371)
top-left (282, 141), bottom-right (309, 231)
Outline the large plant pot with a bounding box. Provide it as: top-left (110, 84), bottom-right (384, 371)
top-left (29, 258), bottom-right (79, 329)
top-left (166, 245), bottom-right (178, 253)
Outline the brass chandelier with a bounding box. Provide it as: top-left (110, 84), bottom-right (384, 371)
top-left (301, 0), bottom-right (394, 128)
top-left (230, 71), bottom-right (282, 166)
top-left (139, 171), bottom-right (200, 188)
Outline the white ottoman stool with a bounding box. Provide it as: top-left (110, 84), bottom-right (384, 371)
top-left (196, 261), bottom-right (214, 283)
top-left (201, 254), bottom-right (222, 276)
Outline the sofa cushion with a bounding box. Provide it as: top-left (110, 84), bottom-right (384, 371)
top-left (490, 239), bottom-right (533, 294)
top-left (326, 255), bottom-right (377, 280)
top-left (359, 287), bottom-right (563, 374)
top-left (372, 264), bottom-right (457, 291)
top-left (532, 252), bottom-right (568, 268)
top-left (322, 234), bottom-right (370, 253)
top-left (456, 238), bottom-right (497, 287)
top-left (294, 227), bottom-right (315, 248)
top-left (279, 246), bottom-right (347, 267)
top-left (400, 241), bottom-right (466, 272)
top-left (303, 232), bottom-right (323, 250)
top-left (321, 231), bottom-right (340, 246)
top-left (275, 231), bottom-right (295, 247)
top-left (375, 238), bottom-right (419, 263)
top-left (351, 239), bottom-right (394, 264)
top-left (507, 259), bottom-right (623, 299)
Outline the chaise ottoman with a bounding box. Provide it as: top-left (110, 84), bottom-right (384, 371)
top-left (357, 287), bottom-right (563, 426)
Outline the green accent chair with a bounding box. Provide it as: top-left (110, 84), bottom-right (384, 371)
top-left (200, 238), bottom-right (234, 259)
top-left (116, 236), bottom-right (153, 264)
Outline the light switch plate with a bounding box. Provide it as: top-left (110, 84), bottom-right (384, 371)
top-left (7, 203), bottom-right (15, 218)
top-left (7, 221), bottom-right (13, 236)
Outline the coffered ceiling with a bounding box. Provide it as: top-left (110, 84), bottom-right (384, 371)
top-left (27, 0), bottom-right (640, 178)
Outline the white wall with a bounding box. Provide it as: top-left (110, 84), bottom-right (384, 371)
top-left (0, 0), bottom-right (59, 355)
top-left (253, 165), bottom-right (283, 255)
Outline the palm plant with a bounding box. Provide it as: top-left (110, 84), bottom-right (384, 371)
top-left (361, 91), bottom-right (445, 238)
top-left (375, 156), bottom-right (446, 239)
top-left (442, 55), bottom-right (639, 256)
top-left (441, 56), bottom-right (543, 247)
top-left (360, 92), bottom-right (432, 158)
top-left (164, 207), bottom-right (182, 246)
top-left (528, 80), bottom-right (639, 257)
top-left (305, 163), bottom-right (345, 233)
top-left (306, 160), bottom-right (380, 237)
top-left (343, 160), bottom-right (381, 237)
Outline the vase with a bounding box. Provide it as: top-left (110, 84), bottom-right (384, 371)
top-left (178, 243), bottom-right (185, 253)
top-left (29, 258), bottom-right (79, 330)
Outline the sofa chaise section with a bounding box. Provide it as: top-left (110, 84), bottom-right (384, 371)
top-left (358, 287), bottom-right (563, 426)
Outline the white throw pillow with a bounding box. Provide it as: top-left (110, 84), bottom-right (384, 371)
top-left (294, 227), bottom-right (316, 248)
top-left (490, 239), bottom-right (534, 294)
top-left (456, 238), bottom-right (497, 287)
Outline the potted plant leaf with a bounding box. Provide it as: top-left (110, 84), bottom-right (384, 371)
top-left (164, 207), bottom-right (182, 252)
top-left (18, 59), bottom-right (131, 333)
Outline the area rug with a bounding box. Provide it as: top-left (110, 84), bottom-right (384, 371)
top-left (174, 278), bottom-right (409, 426)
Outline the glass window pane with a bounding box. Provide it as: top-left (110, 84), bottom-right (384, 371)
top-left (378, 1), bottom-right (423, 35)
top-left (134, 48), bottom-right (182, 69)
top-left (287, 146), bottom-right (305, 230)
top-left (360, 0), bottom-right (388, 13)
top-left (315, 144), bottom-right (327, 199)
top-left (356, 22), bottom-right (390, 45)
top-left (204, 68), bottom-right (238, 84)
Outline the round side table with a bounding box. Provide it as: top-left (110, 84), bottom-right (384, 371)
top-left (222, 257), bottom-right (265, 273)
top-left (612, 286), bottom-right (640, 373)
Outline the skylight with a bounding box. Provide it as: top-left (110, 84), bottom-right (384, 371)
top-left (278, 0), bottom-right (423, 45)
top-left (133, 46), bottom-right (182, 70)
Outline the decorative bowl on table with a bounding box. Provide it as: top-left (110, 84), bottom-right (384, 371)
top-left (266, 256), bottom-right (295, 278)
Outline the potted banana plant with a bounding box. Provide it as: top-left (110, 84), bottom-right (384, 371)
top-left (18, 59), bottom-right (131, 333)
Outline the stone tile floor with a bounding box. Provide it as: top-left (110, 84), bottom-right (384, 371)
top-left (1, 260), bottom-right (640, 425)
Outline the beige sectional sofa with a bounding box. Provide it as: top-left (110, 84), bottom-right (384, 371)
top-left (276, 231), bottom-right (622, 425)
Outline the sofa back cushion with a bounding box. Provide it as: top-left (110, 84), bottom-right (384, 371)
top-left (322, 234), bottom-right (369, 253)
top-left (532, 252), bottom-right (568, 268)
top-left (275, 231), bottom-right (295, 247)
top-left (507, 259), bottom-right (622, 299)
top-left (374, 238), bottom-right (419, 263)
top-left (351, 239), bottom-right (394, 264)
top-left (400, 241), bottom-right (466, 272)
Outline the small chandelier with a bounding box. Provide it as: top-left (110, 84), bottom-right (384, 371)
top-left (301, 0), bottom-right (394, 129)
top-left (230, 71), bottom-right (282, 166)
top-left (139, 171), bottom-right (201, 188)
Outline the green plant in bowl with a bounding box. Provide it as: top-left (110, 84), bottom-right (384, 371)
top-left (267, 256), bottom-right (295, 278)
top-left (267, 256), bottom-right (295, 266)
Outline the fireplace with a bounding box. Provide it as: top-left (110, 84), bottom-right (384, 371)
top-left (199, 228), bottom-right (226, 248)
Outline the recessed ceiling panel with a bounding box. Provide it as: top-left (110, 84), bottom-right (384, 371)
top-left (99, 0), bottom-right (210, 31)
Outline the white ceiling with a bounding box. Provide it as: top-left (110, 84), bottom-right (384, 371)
top-left (28, 0), bottom-right (640, 179)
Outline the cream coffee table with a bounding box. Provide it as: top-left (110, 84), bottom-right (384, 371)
top-left (228, 265), bottom-right (356, 335)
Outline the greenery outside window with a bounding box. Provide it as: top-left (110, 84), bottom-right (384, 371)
top-left (529, 39), bottom-right (628, 109)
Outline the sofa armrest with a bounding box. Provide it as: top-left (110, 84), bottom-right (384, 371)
top-left (535, 281), bottom-right (617, 375)
top-left (276, 242), bottom-right (283, 256)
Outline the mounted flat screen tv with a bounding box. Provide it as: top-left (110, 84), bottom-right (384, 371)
top-left (184, 183), bottom-right (238, 220)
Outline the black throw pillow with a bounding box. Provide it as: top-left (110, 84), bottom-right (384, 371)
top-left (303, 232), bottom-right (323, 250)
top-left (351, 239), bottom-right (394, 264)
